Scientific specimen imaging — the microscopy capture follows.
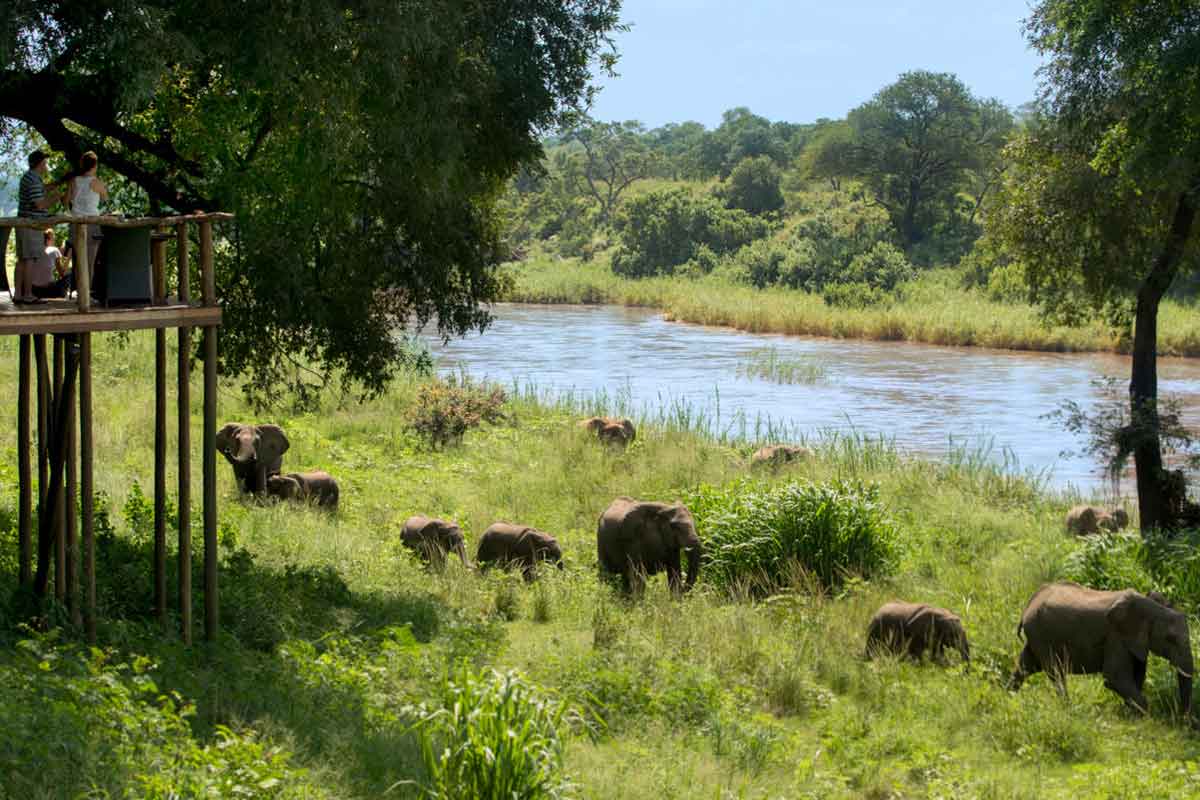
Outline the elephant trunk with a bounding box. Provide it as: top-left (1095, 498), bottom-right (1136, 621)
top-left (455, 540), bottom-right (471, 569)
top-left (684, 545), bottom-right (701, 592)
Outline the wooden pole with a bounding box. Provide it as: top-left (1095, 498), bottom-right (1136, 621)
top-left (74, 222), bottom-right (91, 312)
top-left (53, 336), bottom-right (65, 602)
top-left (176, 222), bottom-right (192, 644)
top-left (80, 333), bottom-right (95, 642)
top-left (151, 233), bottom-right (167, 305)
top-left (200, 220), bottom-right (218, 642)
top-left (34, 341), bottom-right (76, 600)
top-left (65, 337), bottom-right (79, 626)
top-left (18, 335), bottom-right (31, 587)
top-left (154, 327), bottom-right (167, 628)
top-left (35, 335), bottom-right (48, 523)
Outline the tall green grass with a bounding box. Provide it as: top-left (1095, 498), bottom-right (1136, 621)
top-left (736, 347), bottom-right (830, 384)
top-left (503, 255), bottom-right (1200, 357)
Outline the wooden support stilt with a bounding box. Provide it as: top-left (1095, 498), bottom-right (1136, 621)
top-left (200, 220), bottom-right (218, 642)
top-left (18, 336), bottom-right (32, 588)
top-left (34, 340), bottom-right (77, 600)
top-left (66, 336), bottom-right (79, 626)
top-left (176, 222), bottom-right (193, 644)
top-left (154, 326), bottom-right (167, 628)
top-left (80, 333), bottom-right (95, 643)
top-left (35, 335), bottom-right (48, 519)
top-left (53, 336), bottom-right (65, 602)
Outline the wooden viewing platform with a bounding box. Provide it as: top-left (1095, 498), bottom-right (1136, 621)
top-left (1, 211), bottom-right (230, 644)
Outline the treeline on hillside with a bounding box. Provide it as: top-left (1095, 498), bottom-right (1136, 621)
top-left (504, 70), bottom-right (1051, 308)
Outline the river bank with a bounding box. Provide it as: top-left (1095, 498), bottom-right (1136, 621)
top-left (502, 256), bottom-right (1200, 358)
top-left (2, 333), bottom-right (1199, 797)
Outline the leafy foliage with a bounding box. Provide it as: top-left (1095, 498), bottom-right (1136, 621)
top-left (611, 188), bottom-right (769, 278)
top-left (717, 156), bottom-right (785, 217)
top-left (684, 479), bottom-right (900, 594)
top-left (407, 376), bottom-right (508, 449)
top-left (406, 664), bottom-right (578, 800)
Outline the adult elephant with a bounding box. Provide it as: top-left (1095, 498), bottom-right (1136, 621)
top-left (215, 423), bottom-right (289, 494)
top-left (476, 523), bottom-right (563, 581)
top-left (1010, 582), bottom-right (1193, 716)
top-left (597, 497), bottom-right (701, 596)
top-left (401, 515), bottom-right (470, 570)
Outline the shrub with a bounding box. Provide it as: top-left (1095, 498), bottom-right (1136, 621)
top-left (407, 375), bottom-right (507, 448)
top-left (611, 188), bottom-right (769, 278)
top-left (822, 281), bottom-right (892, 309)
top-left (844, 241), bottom-right (915, 291)
top-left (683, 479), bottom-right (900, 593)
top-left (718, 156), bottom-right (785, 216)
top-left (1061, 532), bottom-right (1157, 595)
top-left (986, 261), bottom-right (1029, 304)
top-left (0, 638), bottom-right (313, 799)
top-left (407, 664), bottom-right (577, 799)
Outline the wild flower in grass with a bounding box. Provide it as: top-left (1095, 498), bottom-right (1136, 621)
top-left (736, 347), bottom-right (829, 385)
top-left (405, 664), bottom-right (577, 800)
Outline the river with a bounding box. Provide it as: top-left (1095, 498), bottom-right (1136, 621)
top-left (424, 303), bottom-right (1200, 494)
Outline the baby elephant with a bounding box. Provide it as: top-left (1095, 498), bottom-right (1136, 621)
top-left (1065, 505), bottom-right (1130, 536)
top-left (750, 444), bottom-right (812, 469)
top-left (401, 515), bottom-right (470, 570)
top-left (579, 416), bottom-right (636, 447)
top-left (476, 523), bottom-right (564, 581)
top-left (865, 601), bottom-right (970, 665)
top-left (266, 471), bottom-right (339, 509)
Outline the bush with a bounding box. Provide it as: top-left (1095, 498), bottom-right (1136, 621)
top-left (407, 375), bottom-right (507, 448)
top-left (822, 281), bottom-right (892, 309)
top-left (611, 188), bottom-right (769, 278)
top-left (683, 479), bottom-right (900, 593)
top-left (844, 241), bottom-right (915, 291)
top-left (718, 156), bottom-right (785, 217)
top-left (0, 638), bottom-right (314, 799)
top-left (1062, 532), bottom-right (1159, 595)
top-left (407, 664), bottom-right (577, 799)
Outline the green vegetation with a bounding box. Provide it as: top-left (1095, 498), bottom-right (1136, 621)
top-left (504, 254), bottom-right (1200, 356)
top-left (3, 335), bottom-right (1200, 798)
top-left (736, 348), bottom-right (829, 385)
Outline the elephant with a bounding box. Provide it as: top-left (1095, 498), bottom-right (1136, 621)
top-left (215, 423), bottom-right (289, 495)
top-left (475, 523), bottom-right (564, 581)
top-left (865, 601), bottom-right (970, 665)
top-left (1009, 582), bottom-right (1193, 716)
top-left (401, 515), bottom-right (470, 570)
top-left (265, 470), bottom-right (339, 509)
top-left (750, 444), bottom-right (812, 469)
top-left (597, 497), bottom-right (701, 596)
top-left (1065, 505), bottom-right (1129, 535)
top-left (579, 416), bottom-right (636, 443)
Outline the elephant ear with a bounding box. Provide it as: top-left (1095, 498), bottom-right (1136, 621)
top-left (215, 422), bottom-right (241, 453)
top-left (1107, 593), bottom-right (1152, 662)
top-left (256, 424), bottom-right (290, 463)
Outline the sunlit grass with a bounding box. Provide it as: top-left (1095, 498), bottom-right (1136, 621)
top-left (736, 347), bottom-right (830, 384)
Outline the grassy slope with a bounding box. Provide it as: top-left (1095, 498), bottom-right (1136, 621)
top-left (503, 255), bottom-right (1200, 358)
top-left (0, 334), bottom-right (1199, 798)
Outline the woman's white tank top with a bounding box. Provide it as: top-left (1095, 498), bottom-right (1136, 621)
top-left (71, 175), bottom-right (101, 216)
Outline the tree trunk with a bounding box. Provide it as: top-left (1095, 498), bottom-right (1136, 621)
top-left (1132, 187), bottom-right (1199, 534)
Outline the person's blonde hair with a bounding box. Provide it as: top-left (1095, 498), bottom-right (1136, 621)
top-left (79, 151), bottom-right (98, 172)
top-left (43, 228), bottom-right (55, 244)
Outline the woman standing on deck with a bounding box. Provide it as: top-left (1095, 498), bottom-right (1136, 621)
top-left (66, 151), bottom-right (108, 269)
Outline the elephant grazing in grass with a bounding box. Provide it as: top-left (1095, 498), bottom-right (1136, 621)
top-left (750, 444), bottom-right (812, 469)
top-left (597, 497), bottom-right (701, 596)
top-left (1010, 582), bottom-right (1193, 716)
top-left (865, 602), bottom-right (970, 665)
top-left (1065, 505), bottom-right (1129, 536)
top-left (579, 416), bottom-right (636, 446)
top-left (215, 423), bottom-right (290, 495)
top-left (266, 471), bottom-right (339, 509)
top-left (476, 523), bottom-right (563, 581)
top-left (401, 515), bottom-right (470, 570)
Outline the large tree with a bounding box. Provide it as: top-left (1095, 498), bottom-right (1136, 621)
top-left (987, 1), bottom-right (1200, 532)
top-left (845, 71), bottom-right (1013, 254)
top-left (559, 117), bottom-right (657, 225)
top-left (1, 0), bottom-right (621, 400)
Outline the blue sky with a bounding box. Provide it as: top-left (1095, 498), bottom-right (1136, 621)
top-left (589, 0), bottom-right (1044, 128)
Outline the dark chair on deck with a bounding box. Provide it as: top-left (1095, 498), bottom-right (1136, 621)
top-left (92, 226), bottom-right (152, 306)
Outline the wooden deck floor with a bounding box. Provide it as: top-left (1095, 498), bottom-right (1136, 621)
top-left (0, 295), bottom-right (221, 335)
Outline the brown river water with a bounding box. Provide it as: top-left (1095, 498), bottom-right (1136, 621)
top-left (423, 303), bottom-right (1200, 494)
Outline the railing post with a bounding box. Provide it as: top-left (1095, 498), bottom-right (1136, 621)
top-left (73, 222), bottom-right (91, 312)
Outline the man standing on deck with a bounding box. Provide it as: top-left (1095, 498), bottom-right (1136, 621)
top-left (15, 150), bottom-right (63, 304)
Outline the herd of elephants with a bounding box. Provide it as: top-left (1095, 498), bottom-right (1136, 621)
top-left (215, 420), bottom-right (1194, 721)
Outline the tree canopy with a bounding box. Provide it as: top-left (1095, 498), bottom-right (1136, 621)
top-left (987, 0), bottom-right (1200, 531)
top-left (1, 0), bottom-right (622, 400)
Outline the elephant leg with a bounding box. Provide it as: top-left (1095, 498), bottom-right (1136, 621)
top-left (665, 562), bottom-right (683, 596)
top-left (1132, 656), bottom-right (1148, 692)
top-left (1103, 646), bottom-right (1148, 714)
top-left (1009, 643), bottom-right (1041, 691)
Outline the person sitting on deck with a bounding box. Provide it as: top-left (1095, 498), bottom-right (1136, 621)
top-left (31, 229), bottom-right (72, 300)
top-left (15, 150), bottom-right (64, 305)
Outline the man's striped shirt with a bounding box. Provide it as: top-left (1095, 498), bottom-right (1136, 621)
top-left (18, 169), bottom-right (49, 219)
